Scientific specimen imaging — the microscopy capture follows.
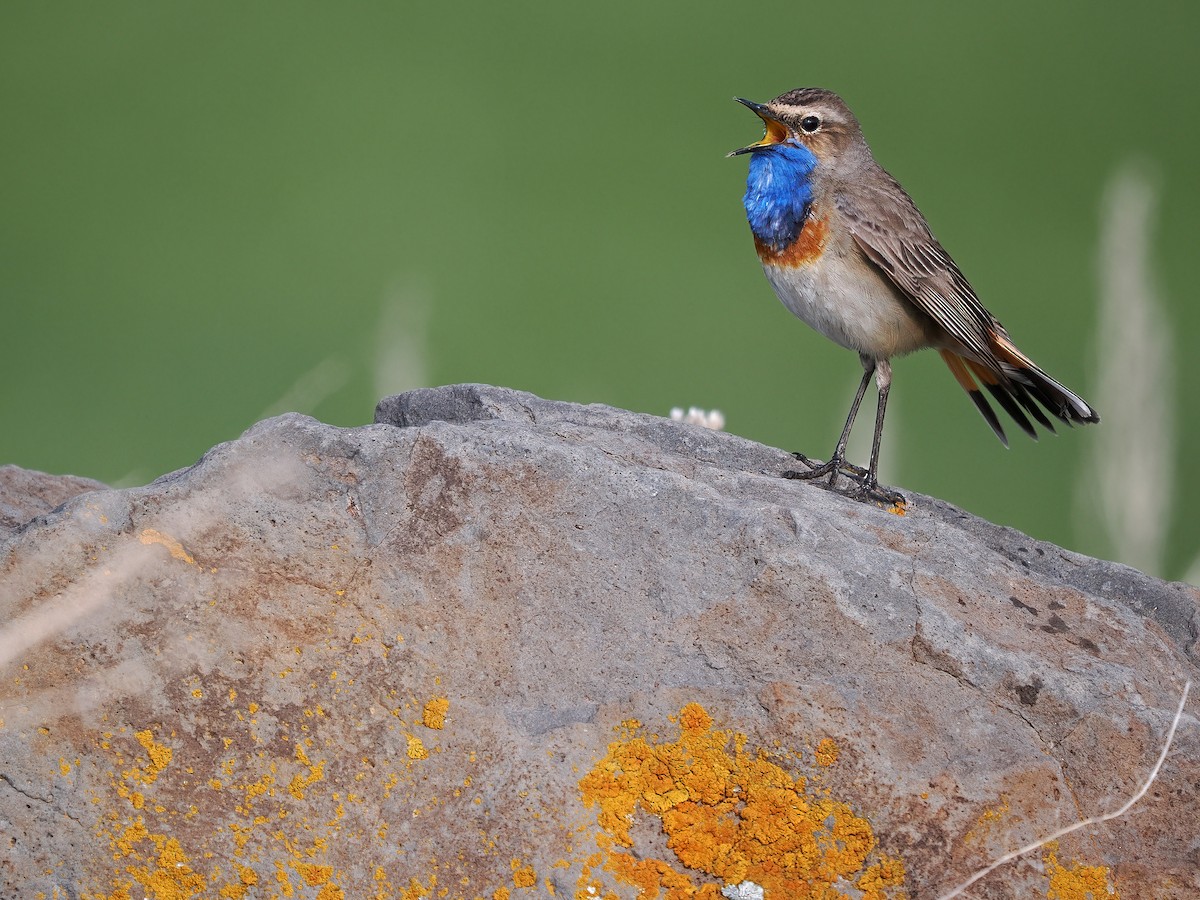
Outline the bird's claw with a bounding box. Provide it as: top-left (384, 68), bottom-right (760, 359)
top-left (847, 479), bottom-right (907, 514)
top-left (784, 454), bottom-right (906, 514)
top-left (787, 452), bottom-right (869, 482)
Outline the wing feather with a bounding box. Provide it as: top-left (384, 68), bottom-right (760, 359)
top-left (842, 167), bottom-right (1099, 437)
top-left (836, 171), bottom-right (999, 365)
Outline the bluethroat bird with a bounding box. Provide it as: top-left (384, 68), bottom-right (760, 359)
top-left (730, 88), bottom-right (1099, 508)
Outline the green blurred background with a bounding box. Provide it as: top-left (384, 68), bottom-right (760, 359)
top-left (3, 2), bottom-right (1197, 581)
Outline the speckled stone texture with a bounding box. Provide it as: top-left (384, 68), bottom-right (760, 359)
top-left (1, 384), bottom-right (1196, 900)
top-left (0, 464), bottom-right (106, 540)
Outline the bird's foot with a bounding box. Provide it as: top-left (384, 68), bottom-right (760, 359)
top-left (785, 452), bottom-right (869, 484)
top-left (847, 478), bottom-right (907, 515)
top-left (784, 454), bottom-right (906, 515)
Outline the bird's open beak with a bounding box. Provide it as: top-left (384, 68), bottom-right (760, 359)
top-left (728, 98), bottom-right (789, 157)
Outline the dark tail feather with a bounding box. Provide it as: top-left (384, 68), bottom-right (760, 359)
top-left (939, 350), bottom-right (1008, 446)
top-left (940, 344), bottom-right (1099, 445)
top-left (965, 358), bottom-right (1040, 441)
top-left (1010, 382), bottom-right (1056, 432)
top-left (991, 334), bottom-right (1100, 426)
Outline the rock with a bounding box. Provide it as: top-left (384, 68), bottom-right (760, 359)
top-left (0, 383), bottom-right (1196, 900)
top-left (0, 464), bottom-right (106, 540)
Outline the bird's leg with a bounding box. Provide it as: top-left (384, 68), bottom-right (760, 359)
top-left (847, 360), bottom-right (906, 507)
top-left (785, 358), bottom-right (875, 487)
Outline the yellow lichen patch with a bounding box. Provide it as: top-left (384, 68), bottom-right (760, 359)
top-left (1043, 842), bottom-right (1119, 899)
top-left (130, 730), bottom-right (172, 784)
top-left (218, 862), bottom-right (260, 899)
top-left (138, 528), bottom-right (196, 565)
top-left (815, 737), bottom-right (839, 767)
top-left (963, 795), bottom-right (1010, 846)
top-left (400, 875), bottom-right (436, 899)
top-left (287, 745), bottom-right (325, 799)
top-left (94, 822), bottom-right (207, 900)
top-left (406, 734), bottom-right (429, 760)
top-left (74, 673), bottom-right (553, 900)
top-left (511, 858), bottom-right (537, 888)
top-left (858, 856), bottom-right (906, 895)
top-left (578, 703), bottom-right (906, 899)
top-left (274, 860), bottom-right (296, 897)
top-left (296, 862), bottom-right (334, 886)
top-left (423, 696), bottom-right (450, 730)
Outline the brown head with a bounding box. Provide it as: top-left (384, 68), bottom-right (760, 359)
top-left (730, 88), bottom-right (870, 170)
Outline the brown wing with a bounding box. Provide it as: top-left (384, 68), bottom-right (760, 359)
top-left (837, 167), bottom-right (1099, 441)
top-left (835, 168), bottom-right (1000, 366)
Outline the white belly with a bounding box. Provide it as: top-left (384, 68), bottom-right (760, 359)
top-left (762, 253), bottom-right (934, 359)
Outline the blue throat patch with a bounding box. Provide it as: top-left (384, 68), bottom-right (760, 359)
top-left (743, 142), bottom-right (818, 253)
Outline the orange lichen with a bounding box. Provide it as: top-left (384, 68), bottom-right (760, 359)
top-left (406, 734), bottom-right (429, 760)
top-left (138, 731), bottom-right (171, 770)
top-left (90, 821), bottom-right (206, 900)
top-left (578, 702), bottom-right (906, 899)
top-left (76, 678), bottom-right (521, 896)
top-left (297, 862), bottom-right (334, 886)
top-left (283, 855), bottom-right (344, 897)
top-left (1043, 842), bottom-right (1119, 899)
top-left (511, 858), bottom-right (537, 888)
top-left (138, 528), bottom-right (196, 565)
top-left (77, 666), bottom-right (922, 900)
top-left (273, 860), bottom-right (296, 897)
top-left (286, 745), bottom-right (325, 800)
top-left (423, 697), bottom-right (450, 730)
top-left (218, 862), bottom-right (260, 899)
top-left (814, 737), bottom-right (839, 767)
top-left (129, 729), bottom-right (172, 784)
top-left (963, 795), bottom-right (1010, 846)
top-left (399, 875), bottom-right (436, 899)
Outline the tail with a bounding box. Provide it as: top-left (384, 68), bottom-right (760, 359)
top-left (939, 333), bottom-right (1099, 447)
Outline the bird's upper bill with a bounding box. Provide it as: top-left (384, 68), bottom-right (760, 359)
top-left (728, 98), bottom-right (789, 157)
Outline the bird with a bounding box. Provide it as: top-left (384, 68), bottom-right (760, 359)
top-left (729, 87), bottom-right (1099, 508)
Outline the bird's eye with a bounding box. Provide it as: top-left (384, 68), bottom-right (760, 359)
top-left (800, 115), bottom-right (821, 133)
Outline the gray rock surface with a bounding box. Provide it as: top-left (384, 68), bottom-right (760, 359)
top-left (0, 464), bottom-right (106, 540)
top-left (1, 383), bottom-right (1196, 900)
